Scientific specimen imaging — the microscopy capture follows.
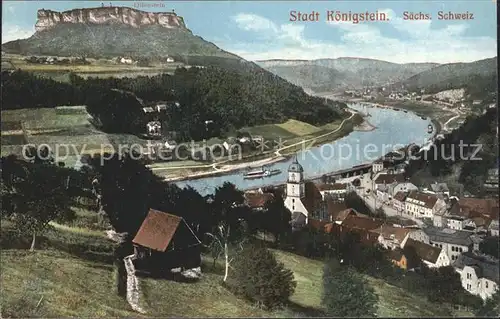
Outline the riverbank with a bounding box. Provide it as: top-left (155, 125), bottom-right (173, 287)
top-left (155, 110), bottom-right (362, 181)
top-left (354, 120), bottom-right (377, 132)
top-left (362, 99), bottom-right (461, 135)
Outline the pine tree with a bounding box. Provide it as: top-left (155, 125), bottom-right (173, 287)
top-left (322, 258), bottom-right (378, 317)
top-left (228, 243), bottom-right (296, 309)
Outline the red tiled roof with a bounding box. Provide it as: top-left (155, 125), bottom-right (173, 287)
top-left (458, 198), bottom-right (499, 219)
top-left (132, 209), bottom-right (182, 252)
top-left (369, 224), bottom-right (412, 243)
top-left (374, 174), bottom-right (405, 185)
top-left (332, 208), bottom-right (364, 223)
top-left (327, 200), bottom-right (348, 218)
top-left (309, 218), bottom-right (330, 231)
top-left (393, 191), bottom-right (407, 202)
top-left (317, 183), bottom-right (347, 191)
top-left (341, 215), bottom-right (384, 232)
top-left (244, 192), bottom-right (275, 208)
top-left (406, 191), bottom-right (439, 209)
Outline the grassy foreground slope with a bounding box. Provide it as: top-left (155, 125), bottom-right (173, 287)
top-left (1, 216), bottom-right (468, 318)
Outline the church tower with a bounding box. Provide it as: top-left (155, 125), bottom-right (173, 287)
top-left (286, 155), bottom-right (305, 198)
top-left (284, 155), bottom-right (309, 227)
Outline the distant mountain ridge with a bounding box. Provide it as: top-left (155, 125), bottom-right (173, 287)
top-left (395, 57), bottom-right (497, 95)
top-left (2, 6), bottom-right (245, 69)
top-left (256, 57), bottom-right (440, 91)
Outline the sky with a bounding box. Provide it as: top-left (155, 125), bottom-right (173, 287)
top-left (2, 0), bottom-right (497, 64)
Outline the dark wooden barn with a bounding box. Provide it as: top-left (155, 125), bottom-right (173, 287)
top-left (132, 209), bottom-right (202, 274)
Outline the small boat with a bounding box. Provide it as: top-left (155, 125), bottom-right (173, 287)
top-left (403, 110), bottom-right (408, 113)
top-left (243, 167), bottom-right (281, 179)
top-left (421, 116), bottom-right (427, 120)
top-left (427, 124), bottom-right (433, 134)
top-left (394, 108), bottom-right (400, 111)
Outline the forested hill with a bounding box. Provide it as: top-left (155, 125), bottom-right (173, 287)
top-left (406, 107), bottom-right (498, 196)
top-left (2, 68), bottom-right (347, 141)
top-left (396, 57), bottom-right (497, 96)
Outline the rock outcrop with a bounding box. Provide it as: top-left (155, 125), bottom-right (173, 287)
top-left (35, 7), bottom-right (187, 32)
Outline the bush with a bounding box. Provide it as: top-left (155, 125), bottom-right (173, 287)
top-left (322, 258), bottom-right (378, 317)
top-left (227, 243), bottom-right (296, 309)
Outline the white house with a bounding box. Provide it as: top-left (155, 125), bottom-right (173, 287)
top-left (369, 224), bottom-right (413, 250)
top-left (403, 238), bottom-right (450, 268)
top-left (453, 253), bottom-right (499, 300)
top-left (389, 182), bottom-right (418, 197)
top-left (392, 191), bottom-right (407, 213)
top-left (489, 220), bottom-right (499, 236)
top-left (284, 157), bottom-right (325, 228)
top-left (120, 57), bottom-right (134, 64)
top-left (423, 226), bottom-right (473, 262)
top-left (372, 160), bottom-right (384, 173)
top-left (429, 182), bottom-right (450, 196)
top-left (146, 121), bottom-right (161, 136)
top-left (316, 183), bottom-right (347, 201)
top-left (404, 191), bottom-right (446, 219)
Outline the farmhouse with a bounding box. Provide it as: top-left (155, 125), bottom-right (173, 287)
top-left (453, 252), bottom-right (499, 300)
top-left (132, 209), bottom-right (202, 274)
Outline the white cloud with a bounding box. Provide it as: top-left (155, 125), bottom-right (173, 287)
top-left (228, 11), bottom-right (496, 64)
top-left (2, 25), bottom-right (34, 43)
top-left (233, 13), bottom-right (278, 33)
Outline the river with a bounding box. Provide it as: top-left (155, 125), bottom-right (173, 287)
top-left (175, 102), bottom-right (434, 195)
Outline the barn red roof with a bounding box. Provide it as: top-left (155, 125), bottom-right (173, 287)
top-left (244, 192), bottom-right (274, 208)
top-left (132, 209), bottom-right (183, 252)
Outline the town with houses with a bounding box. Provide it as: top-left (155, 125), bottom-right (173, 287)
top-left (1, 2), bottom-right (498, 318)
top-left (244, 154), bottom-right (499, 301)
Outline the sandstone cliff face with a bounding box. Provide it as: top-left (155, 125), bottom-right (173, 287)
top-left (35, 7), bottom-right (188, 32)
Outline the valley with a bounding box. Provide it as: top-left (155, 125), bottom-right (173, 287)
top-left (1, 2), bottom-right (498, 319)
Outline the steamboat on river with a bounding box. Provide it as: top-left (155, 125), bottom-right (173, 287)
top-left (243, 167), bottom-right (282, 179)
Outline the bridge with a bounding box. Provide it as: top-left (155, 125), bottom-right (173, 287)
top-left (245, 163), bottom-right (374, 192)
top-left (310, 163), bottom-right (373, 181)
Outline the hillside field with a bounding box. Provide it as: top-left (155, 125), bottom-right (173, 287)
top-left (0, 211), bottom-right (471, 318)
top-left (1, 53), bottom-right (180, 81)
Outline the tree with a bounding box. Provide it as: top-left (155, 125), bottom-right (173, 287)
top-left (263, 194), bottom-right (291, 244)
top-left (1, 156), bottom-right (75, 250)
top-left (228, 243), bottom-right (296, 309)
top-left (344, 191), bottom-right (372, 216)
top-left (423, 266), bottom-right (464, 303)
top-left (322, 258), bottom-right (378, 317)
top-left (204, 220), bottom-right (247, 282)
top-left (475, 290), bottom-right (500, 317)
top-left (374, 207), bottom-right (387, 219)
top-left (479, 236), bottom-right (499, 259)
